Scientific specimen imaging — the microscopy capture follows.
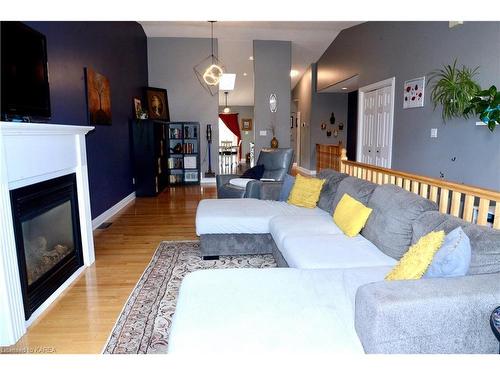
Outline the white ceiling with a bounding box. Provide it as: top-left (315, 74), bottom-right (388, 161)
top-left (140, 21), bottom-right (360, 106)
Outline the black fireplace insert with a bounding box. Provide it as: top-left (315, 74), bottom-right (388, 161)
top-left (10, 173), bottom-right (84, 319)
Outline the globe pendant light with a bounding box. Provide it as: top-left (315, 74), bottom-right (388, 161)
top-left (194, 21), bottom-right (225, 96)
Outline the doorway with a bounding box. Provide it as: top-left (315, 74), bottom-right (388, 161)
top-left (356, 77), bottom-right (395, 168)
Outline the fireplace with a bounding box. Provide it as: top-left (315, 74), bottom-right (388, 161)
top-left (10, 173), bottom-right (84, 319)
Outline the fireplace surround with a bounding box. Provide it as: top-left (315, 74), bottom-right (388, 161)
top-left (0, 122), bottom-right (94, 346)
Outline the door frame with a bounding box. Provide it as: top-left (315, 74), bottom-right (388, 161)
top-left (356, 77), bottom-right (395, 167)
top-left (295, 110), bottom-right (301, 165)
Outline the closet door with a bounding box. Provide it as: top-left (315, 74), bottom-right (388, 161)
top-left (374, 85), bottom-right (393, 168)
top-left (359, 85), bottom-right (393, 168)
top-left (360, 90), bottom-right (377, 165)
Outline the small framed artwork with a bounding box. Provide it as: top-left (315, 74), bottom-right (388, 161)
top-left (133, 98), bottom-right (142, 119)
top-left (85, 67), bottom-right (112, 125)
top-left (145, 87), bottom-right (170, 120)
top-left (403, 76), bottom-right (425, 109)
top-left (241, 118), bottom-right (253, 131)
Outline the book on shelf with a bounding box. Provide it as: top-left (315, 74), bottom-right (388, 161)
top-left (168, 157), bottom-right (183, 169)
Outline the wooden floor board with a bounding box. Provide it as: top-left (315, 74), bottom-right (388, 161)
top-left (5, 185), bottom-right (216, 354)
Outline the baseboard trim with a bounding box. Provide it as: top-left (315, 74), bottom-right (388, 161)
top-left (92, 192), bottom-right (136, 230)
top-left (201, 177), bottom-right (216, 185)
top-left (295, 165), bottom-right (317, 176)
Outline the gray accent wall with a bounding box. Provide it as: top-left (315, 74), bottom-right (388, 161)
top-left (253, 40), bottom-right (291, 156)
top-left (219, 106), bottom-right (254, 160)
top-left (317, 21), bottom-right (500, 190)
top-left (292, 64), bottom-right (348, 170)
top-left (148, 37), bottom-right (219, 175)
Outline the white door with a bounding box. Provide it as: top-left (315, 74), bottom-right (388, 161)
top-left (295, 111), bottom-right (301, 165)
top-left (357, 78), bottom-right (394, 168)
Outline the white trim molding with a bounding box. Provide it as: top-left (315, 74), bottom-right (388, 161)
top-left (92, 192), bottom-right (136, 230)
top-left (0, 122), bottom-right (94, 346)
top-left (201, 177), bottom-right (216, 185)
top-left (295, 165), bottom-right (317, 176)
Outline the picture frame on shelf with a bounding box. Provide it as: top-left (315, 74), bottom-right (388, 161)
top-left (133, 97), bottom-right (142, 119)
top-left (241, 118), bottom-right (253, 131)
top-left (145, 87), bottom-right (170, 121)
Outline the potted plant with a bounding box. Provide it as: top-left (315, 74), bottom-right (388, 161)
top-left (464, 85), bottom-right (499, 131)
top-left (428, 60), bottom-right (481, 121)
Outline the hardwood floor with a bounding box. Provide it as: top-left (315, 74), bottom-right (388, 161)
top-left (5, 184), bottom-right (216, 354)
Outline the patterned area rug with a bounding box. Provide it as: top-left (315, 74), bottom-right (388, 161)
top-left (103, 240), bottom-right (276, 354)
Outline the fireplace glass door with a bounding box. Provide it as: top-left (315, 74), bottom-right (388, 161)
top-left (10, 173), bottom-right (84, 319)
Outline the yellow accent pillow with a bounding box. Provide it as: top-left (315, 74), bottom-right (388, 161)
top-left (287, 174), bottom-right (326, 208)
top-left (333, 194), bottom-right (373, 237)
top-left (385, 230), bottom-right (445, 281)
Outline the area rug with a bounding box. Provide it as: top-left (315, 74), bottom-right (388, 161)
top-left (103, 240), bottom-right (276, 354)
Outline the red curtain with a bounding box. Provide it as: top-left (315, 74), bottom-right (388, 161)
top-left (219, 113), bottom-right (242, 157)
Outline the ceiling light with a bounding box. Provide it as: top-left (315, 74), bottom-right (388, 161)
top-left (341, 87), bottom-right (348, 90)
top-left (193, 21), bottom-right (225, 96)
top-left (222, 91), bottom-right (231, 114)
top-left (243, 72), bottom-right (247, 76)
top-left (290, 70), bottom-right (299, 78)
top-left (249, 56), bottom-right (254, 61)
top-left (219, 73), bottom-right (236, 91)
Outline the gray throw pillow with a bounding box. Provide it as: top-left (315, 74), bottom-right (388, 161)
top-left (361, 184), bottom-right (438, 260)
top-left (317, 169), bottom-right (349, 214)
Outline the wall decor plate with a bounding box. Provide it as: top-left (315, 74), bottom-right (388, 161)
top-left (403, 76), bottom-right (425, 109)
top-left (269, 94), bottom-right (278, 113)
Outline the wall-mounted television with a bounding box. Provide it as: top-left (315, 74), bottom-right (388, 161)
top-left (1, 22), bottom-right (51, 120)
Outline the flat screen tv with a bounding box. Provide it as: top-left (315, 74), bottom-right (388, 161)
top-left (1, 22), bottom-right (51, 120)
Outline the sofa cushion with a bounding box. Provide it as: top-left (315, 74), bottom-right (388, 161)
top-left (279, 234), bottom-right (397, 269)
top-left (269, 211), bottom-right (343, 251)
top-left (196, 198), bottom-right (324, 235)
top-left (412, 211), bottom-right (500, 275)
top-left (361, 184), bottom-right (438, 260)
top-left (317, 169), bottom-right (349, 214)
top-left (331, 177), bottom-right (377, 212)
top-left (334, 194), bottom-right (373, 237)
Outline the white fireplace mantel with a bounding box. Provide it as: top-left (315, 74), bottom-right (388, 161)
top-left (0, 122), bottom-right (95, 346)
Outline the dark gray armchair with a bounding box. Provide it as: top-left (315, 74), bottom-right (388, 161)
top-left (216, 148), bottom-right (294, 199)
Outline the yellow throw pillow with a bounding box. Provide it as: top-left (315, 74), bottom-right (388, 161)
top-left (333, 194), bottom-right (373, 237)
top-left (287, 174), bottom-right (326, 208)
top-left (385, 230), bottom-right (445, 281)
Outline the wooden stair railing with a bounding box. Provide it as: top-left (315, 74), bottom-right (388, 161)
top-left (316, 143), bottom-right (343, 173)
top-left (337, 148), bottom-right (500, 229)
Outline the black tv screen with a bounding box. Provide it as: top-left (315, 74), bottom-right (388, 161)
top-left (1, 22), bottom-right (51, 119)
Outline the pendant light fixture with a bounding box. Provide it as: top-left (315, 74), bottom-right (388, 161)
top-left (223, 91), bottom-right (231, 113)
top-left (193, 21), bottom-right (225, 96)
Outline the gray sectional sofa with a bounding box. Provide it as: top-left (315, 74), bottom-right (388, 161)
top-left (169, 169), bottom-right (500, 354)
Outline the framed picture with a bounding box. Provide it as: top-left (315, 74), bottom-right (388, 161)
top-left (85, 67), bottom-right (112, 125)
top-left (133, 98), bottom-right (142, 119)
top-left (241, 118), bottom-right (253, 131)
top-left (145, 87), bottom-right (170, 120)
top-left (403, 76), bottom-right (425, 109)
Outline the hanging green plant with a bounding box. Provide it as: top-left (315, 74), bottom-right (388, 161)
top-left (428, 60), bottom-right (480, 121)
top-left (464, 85), bottom-right (500, 131)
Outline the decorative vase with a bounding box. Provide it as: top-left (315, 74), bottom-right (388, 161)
top-left (270, 136), bottom-right (279, 148)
